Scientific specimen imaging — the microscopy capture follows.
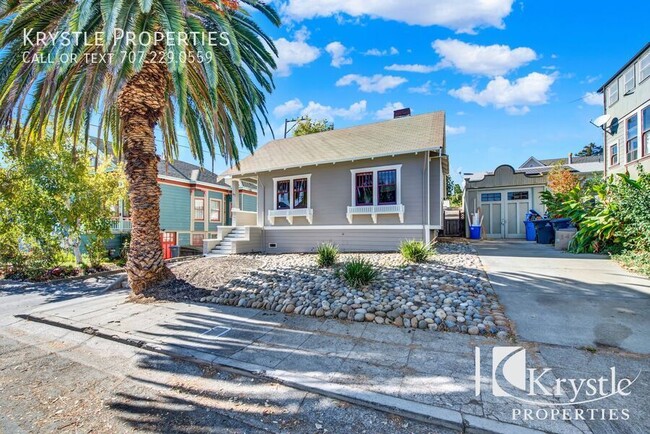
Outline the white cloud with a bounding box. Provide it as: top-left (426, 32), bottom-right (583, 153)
top-left (446, 125), bottom-right (467, 135)
top-left (325, 41), bottom-right (353, 67)
top-left (432, 39), bottom-right (537, 76)
top-left (375, 102), bottom-right (405, 120)
top-left (279, 0), bottom-right (515, 33)
top-left (408, 81), bottom-right (432, 95)
top-left (363, 47), bottom-right (399, 57)
top-left (583, 91), bottom-right (602, 106)
top-left (301, 100), bottom-right (368, 121)
top-left (385, 64), bottom-right (436, 73)
top-left (448, 72), bottom-right (556, 115)
top-left (274, 26), bottom-right (320, 76)
top-left (273, 98), bottom-right (304, 118)
top-left (336, 74), bottom-right (407, 93)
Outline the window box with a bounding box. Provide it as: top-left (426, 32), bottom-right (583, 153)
top-left (270, 174), bottom-right (312, 224)
top-left (349, 165), bottom-right (403, 223)
top-left (346, 204), bottom-right (405, 224)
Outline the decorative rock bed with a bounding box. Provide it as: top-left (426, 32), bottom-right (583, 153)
top-left (196, 242), bottom-right (511, 337)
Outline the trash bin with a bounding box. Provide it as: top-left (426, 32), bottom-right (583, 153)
top-left (550, 218), bottom-right (572, 230)
top-left (523, 220), bottom-right (536, 241)
top-left (531, 219), bottom-right (554, 244)
top-left (555, 228), bottom-right (577, 250)
top-left (170, 245), bottom-right (181, 258)
top-left (469, 225), bottom-right (482, 240)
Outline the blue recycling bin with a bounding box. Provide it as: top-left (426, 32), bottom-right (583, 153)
top-left (469, 225), bottom-right (482, 240)
top-left (524, 220), bottom-right (536, 241)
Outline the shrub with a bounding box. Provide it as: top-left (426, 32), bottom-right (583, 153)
top-left (342, 257), bottom-right (377, 287)
top-left (399, 240), bottom-right (434, 263)
top-left (316, 242), bottom-right (339, 267)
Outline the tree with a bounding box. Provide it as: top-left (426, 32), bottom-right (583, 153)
top-left (294, 117), bottom-right (334, 136)
top-left (547, 164), bottom-right (579, 194)
top-left (0, 1), bottom-right (279, 293)
top-left (576, 142), bottom-right (603, 157)
top-left (0, 136), bottom-right (125, 268)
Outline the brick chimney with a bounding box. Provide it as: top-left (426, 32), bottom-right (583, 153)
top-left (393, 108), bottom-right (411, 119)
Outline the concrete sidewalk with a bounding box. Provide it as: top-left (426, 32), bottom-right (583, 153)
top-left (21, 289), bottom-right (601, 434)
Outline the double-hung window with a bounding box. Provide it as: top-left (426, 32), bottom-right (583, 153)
top-left (623, 67), bottom-right (636, 94)
top-left (610, 142), bottom-right (619, 166)
top-left (641, 106), bottom-right (650, 157)
top-left (608, 80), bottom-right (619, 106)
top-left (209, 199), bottom-right (222, 222)
top-left (194, 198), bottom-right (204, 220)
top-left (378, 170), bottom-right (397, 205)
top-left (641, 52), bottom-right (650, 83)
top-left (626, 115), bottom-right (638, 162)
top-left (351, 165), bottom-right (402, 207)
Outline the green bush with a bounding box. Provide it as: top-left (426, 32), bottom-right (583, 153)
top-left (613, 250), bottom-right (650, 277)
top-left (316, 242), bottom-right (339, 267)
top-left (342, 257), bottom-right (377, 287)
top-left (399, 240), bottom-right (434, 263)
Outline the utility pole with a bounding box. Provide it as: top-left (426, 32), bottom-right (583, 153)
top-left (284, 116), bottom-right (307, 138)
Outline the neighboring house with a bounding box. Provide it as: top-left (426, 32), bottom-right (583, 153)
top-left (109, 159), bottom-right (257, 258)
top-left (597, 43), bottom-right (650, 178)
top-left (463, 154), bottom-right (603, 239)
top-left (214, 110), bottom-right (448, 255)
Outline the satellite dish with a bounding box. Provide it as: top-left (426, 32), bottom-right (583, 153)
top-left (591, 114), bottom-right (611, 128)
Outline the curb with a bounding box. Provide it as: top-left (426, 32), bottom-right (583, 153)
top-left (18, 312), bottom-right (544, 434)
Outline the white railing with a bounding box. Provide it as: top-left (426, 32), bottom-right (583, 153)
top-left (268, 208), bottom-right (314, 225)
top-left (110, 217), bottom-right (132, 232)
top-left (347, 204), bottom-right (405, 224)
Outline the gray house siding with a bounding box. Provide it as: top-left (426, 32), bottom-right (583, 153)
top-left (429, 157), bottom-right (443, 228)
top-left (258, 153), bottom-right (428, 227)
top-left (263, 229), bottom-right (423, 253)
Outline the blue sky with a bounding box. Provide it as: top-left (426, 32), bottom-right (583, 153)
top-left (170, 0), bottom-right (650, 183)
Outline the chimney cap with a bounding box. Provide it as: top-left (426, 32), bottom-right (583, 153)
top-left (393, 108), bottom-right (411, 119)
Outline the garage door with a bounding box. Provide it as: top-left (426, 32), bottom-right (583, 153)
top-left (480, 190), bottom-right (531, 239)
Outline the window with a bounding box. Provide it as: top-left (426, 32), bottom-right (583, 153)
top-left (273, 175), bottom-right (311, 210)
top-left (624, 67), bottom-right (636, 94)
top-left (350, 165), bottom-right (402, 208)
top-left (355, 172), bottom-right (374, 205)
top-left (610, 142), bottom-right (619, 166)
top-left (481, 193), bottom-right (502, 202)
top-left (276, 180), bottom-right (290, 209)
top-left (641, 106), bottom-right (650, 157)
top-left (192, 233), bottom-right (204, 246)
top-left (626, 115), bottom-right (638, 162)
top-left (608, 81), bottom-right (619, 106)
top-left (209, 199), bottom-right (222, 222)
top-left (507, 191), bottom-right (529, 200)
top-left (293, 178), bottom-right (308, 209)
top-left (194, 198), bottom-right (204, 220)
top-left (641, 52), bottom-right (650, 82)
top-left (378, 170), bottom-right (397, 205)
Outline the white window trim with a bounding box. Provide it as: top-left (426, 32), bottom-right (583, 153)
top-left (209, 198), bottom-right (222, 223)
top-left (608, 80), bottom-right (619, 106)
top-left (269, 174), bottom-right (312, 225)
top-left (348, 164), bottom-right (404, 224)
top-left (624, 67), bottom-right (636, 94)
top-left (625, 114), bottom-right (639, 163)
top-left (193, 197), bottom-right (205, 221)
top-left (609, 140), bottom-right (619, 167)
top-left (640, 52), bottom-right (650, 83)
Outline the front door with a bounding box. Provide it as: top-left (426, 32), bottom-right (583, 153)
top-left (480, 190), bottom-right (531, 239)
top-left (160, 232), bottom-right (177, 260)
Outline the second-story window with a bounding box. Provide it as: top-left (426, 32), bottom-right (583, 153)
top-left (626, 115), bottom-right (638, 162)
top-left (641, 52), bottom-right (650, 82)
top-left (624, 67), bottom-right (635, 94)
top-left (608, 80), bottom-right (619, 106)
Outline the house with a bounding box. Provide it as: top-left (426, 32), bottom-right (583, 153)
top-left (109, 159), bottom-right (257, 258)
top-left (597, 43), bottom-right (650, 178)
top-left (463, 154), bottom-right (603, 239)
top-left (212, 110), bottom-right (448, 255)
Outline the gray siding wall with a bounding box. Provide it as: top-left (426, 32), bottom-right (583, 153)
top-left (263, 229), bottom-right (423, 253)
top-left (233, 228), bottom-right (263, 254)
top-left (257, 154), bottom-right (428, 227)
top-left (604, 46), bottom-right (650, 177)
top-left (430, 157), bottom-right (442, 228)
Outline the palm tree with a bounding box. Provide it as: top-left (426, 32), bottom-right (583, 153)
top-left (0, 0), bottom-right (279, 293)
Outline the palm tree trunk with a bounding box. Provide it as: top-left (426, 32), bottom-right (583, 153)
top-left (117, 44), bottom-right (173, 294)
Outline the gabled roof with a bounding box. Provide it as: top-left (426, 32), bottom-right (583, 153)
top-left (222, 111), bottom-right (446, 177)
top-left (598, 42), bottom-right (650, 93)
top-left (158, 159), bottom-right (228, 187)
top-left (538, 155), bottom-right (604, 166)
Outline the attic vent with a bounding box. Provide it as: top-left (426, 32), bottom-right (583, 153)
top-left (394, 108), bottom-right (411, 119)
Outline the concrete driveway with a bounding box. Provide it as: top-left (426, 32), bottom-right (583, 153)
top-left (474, 240), bottom-right (650, 354)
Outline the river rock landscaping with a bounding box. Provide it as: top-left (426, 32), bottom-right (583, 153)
top-left (159, 242), bottom-right (512, 337)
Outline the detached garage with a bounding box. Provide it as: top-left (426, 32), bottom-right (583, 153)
top-left (462, 155), bottom-right (604, 239)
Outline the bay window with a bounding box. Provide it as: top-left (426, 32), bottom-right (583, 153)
top-left (626, 115), bottom-right (638, 162)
